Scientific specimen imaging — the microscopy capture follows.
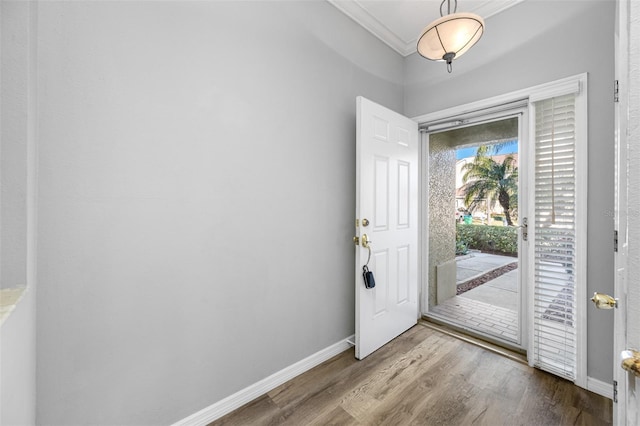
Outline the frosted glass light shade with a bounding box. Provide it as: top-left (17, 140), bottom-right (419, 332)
top-left (417, 13), bottom-right (484, 62)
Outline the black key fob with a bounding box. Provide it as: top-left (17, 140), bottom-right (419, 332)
top-left (362, 265), bottom-right (375, 289)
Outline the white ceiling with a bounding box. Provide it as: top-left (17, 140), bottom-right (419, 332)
top-left (328, 0), bottom-right (524, 56)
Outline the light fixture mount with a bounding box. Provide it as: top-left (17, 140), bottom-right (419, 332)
top-left (443, 52), bottom-right (456, 66)
top-left (417, 0), bottom-right (485, 73)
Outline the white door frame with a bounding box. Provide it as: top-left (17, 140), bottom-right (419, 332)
top-left (517, 109), bottom-right (530, 352)
top-left (613, 0), bottom-right (628, 421)
top-left (413, 73), bottom-right (589, 388)
top-left (612, 1), bottom-right (640, 423)
top-left (420, 110), bottom-right (527, 349)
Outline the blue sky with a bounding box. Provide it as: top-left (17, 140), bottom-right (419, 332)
top-left (456, 140), bottom-right (518, 159)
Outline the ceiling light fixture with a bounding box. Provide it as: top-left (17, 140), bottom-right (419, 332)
top-left (417, 0), bottom-right (485, 73)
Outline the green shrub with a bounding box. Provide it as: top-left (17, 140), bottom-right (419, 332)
top-left (455, 240), bottom-right (469, 256)
top-left (456, 224), bottom-right (518, 256)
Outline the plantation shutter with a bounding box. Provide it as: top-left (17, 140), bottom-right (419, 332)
top-left (531, 93), bottom-right (580, 381)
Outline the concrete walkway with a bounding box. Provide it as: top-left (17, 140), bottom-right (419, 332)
top-left (457, 252), bottom-right (518, 311)
top-left (430, 253), bottom-right (520, 343)
top-left (456, 252), bottom-right (516, 286)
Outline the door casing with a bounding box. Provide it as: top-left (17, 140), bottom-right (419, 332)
top-left (614, 0), bottom-right (630, 423)
top-left (413, 73), bottom-right (589, 390)
top-left (419, 111), bottom-right (527, 350)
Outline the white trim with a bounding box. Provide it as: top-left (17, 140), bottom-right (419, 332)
top-left (573, 75), bottom-right (589, 389)
top-left (172, 336), bottom-right (354, 426)
top-left (517, 109), bottom-right (530, 352)
top-left (326, 0), bottom-right (410, 56)
top-left (614, 1), bottom-right (630, 425)
top-left (587, 376), bottom-right (614, 400)
top-left (327, 0), bottom-right (523, 57)
top-left (412, 73), bottom-right (587, 126)
top-left (420, 130), bottom-right (430, 316)
top-left (528, 79), bottom-right (581, 103)
top-left (526, 101), bottom-right (536, 369)
top-left (469, 0), bottom-right (525, 23)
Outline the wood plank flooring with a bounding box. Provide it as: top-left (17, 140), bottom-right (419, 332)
top-left (210, 323), bottom-right (612, 425)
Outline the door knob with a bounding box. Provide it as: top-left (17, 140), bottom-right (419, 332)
top-left (621, 349), bottom-right (640, 377)
top-left (353, 234), bottom-right (371, 247)
top-left (361, 234), bottom-right (371, 249)
top-left (590, 292), bottom-right (618, 309)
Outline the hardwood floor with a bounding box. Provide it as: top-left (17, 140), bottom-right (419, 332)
top-left (211, 323), bottom-right (612, 425)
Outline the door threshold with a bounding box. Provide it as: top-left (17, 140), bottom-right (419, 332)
top-left (419, 317), bottom-right (527, 365)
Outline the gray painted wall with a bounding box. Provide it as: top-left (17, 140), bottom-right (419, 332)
top-left (1, 0), bottom-right (28, 289)
top-left (405, 0), bottom-right (616, 384)
top-left (35, 1), bottom-right (403, 424)
top-left (1, 1), bottom-right (37, 425)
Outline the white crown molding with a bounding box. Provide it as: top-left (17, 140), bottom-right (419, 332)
top-left (327, 0), bottom-right (414, 56)
top-left (469, 0), bottom-right (525, 20)
top-left (328, 0), bottom-right (525, 57)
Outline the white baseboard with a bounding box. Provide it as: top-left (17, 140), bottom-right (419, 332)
top-left (173, 335), bottom-right (355, 426)
top-left (587, 376), bottom-right (613, 400)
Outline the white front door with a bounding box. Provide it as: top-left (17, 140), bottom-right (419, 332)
top-left (354, 96), bottom-right (419, 360)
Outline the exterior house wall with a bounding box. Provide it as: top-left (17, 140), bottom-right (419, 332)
top-left (427, 138), bottom-right (456, 307)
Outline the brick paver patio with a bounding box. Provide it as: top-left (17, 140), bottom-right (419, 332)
top-left (430, 294), bottom-right (518, 343)
top-left (429, 253), bottom-right (520, 344)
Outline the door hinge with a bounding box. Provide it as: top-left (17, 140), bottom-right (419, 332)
top-left (613, 380), bottom-right (618, 403)
top-left (614, 230), bottom-right (619, 252)
top-left (614, 80), bottom-right (619, 103)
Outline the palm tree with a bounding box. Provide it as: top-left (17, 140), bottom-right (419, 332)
top-left (475, 139), bottom-right (517, 157)
top-left (461, 152), bottom-right (518, 226)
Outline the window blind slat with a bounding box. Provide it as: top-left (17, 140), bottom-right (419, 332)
top-left (532, 93), bottom-right (578, 381)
